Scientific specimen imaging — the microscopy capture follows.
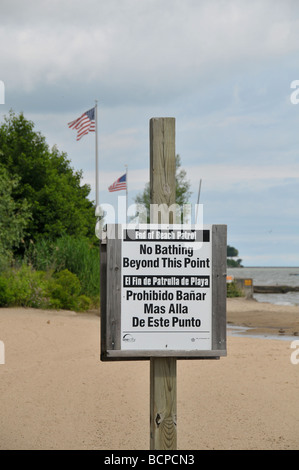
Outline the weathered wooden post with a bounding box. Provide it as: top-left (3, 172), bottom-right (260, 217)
top-left (99, 117), bottom-right (227, 451)
top-left (149, 118), bottom-right (177, 450)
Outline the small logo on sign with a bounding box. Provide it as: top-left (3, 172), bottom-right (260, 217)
top-left (122, 334), bottom-right (136, 343)
top-left (191, 337), bottom-right (203, 342)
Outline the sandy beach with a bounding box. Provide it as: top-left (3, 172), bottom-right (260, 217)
top-left (227, 297), bottom-right (299, 337)
top-left (0, 299), bottom-right (298, 450)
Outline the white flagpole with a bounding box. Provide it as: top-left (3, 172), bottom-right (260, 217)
top-left (95, 100), bottom-right (99, 207)
top-left (125, 164), bottom-right (128, 224)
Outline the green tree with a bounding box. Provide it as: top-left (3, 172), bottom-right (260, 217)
top-left (227, 245), bottom-right (243, 267)
top-left (175, 155), bottom-right (192, 208)
top-left (0, 164), bottom-right (31, 268)
top-left (227, 245), bottom-right (239, 258)
top-left (0, 111), bottom-right (95, 243)
top-left (134, 154), bottom-right (192, 222)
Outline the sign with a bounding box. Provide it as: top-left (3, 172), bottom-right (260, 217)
top-left (100, 223), bottom-right (227, 360)
top-left (121, 224), bottom-right (212, 351)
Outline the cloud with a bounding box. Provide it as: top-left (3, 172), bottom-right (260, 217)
top-left (1, 0), bottom-right (299, 266)
top-left (2, 0), bottom-right (299, 108)
top-left (187, 163), bottom-right (299, 191)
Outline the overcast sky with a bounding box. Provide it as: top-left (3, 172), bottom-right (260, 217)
top-left (1, 0), bottom-right (299, 266)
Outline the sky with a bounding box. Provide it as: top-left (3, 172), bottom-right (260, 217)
top-left (1, 0), bottom-right (299, 266)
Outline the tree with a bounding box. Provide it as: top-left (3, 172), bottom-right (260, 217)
top-left (0, 111), bottom-right (95, 243)
top-left (0, 164), bottom-right (31, 268)
top-left (134, 154), bottom-right (192, 222)
top-left (227, 245), bottom-right (239, 258)
top-left (175, 155), bottom-right (192, 209)
top-left (227, 245), bottom-right (243, 267)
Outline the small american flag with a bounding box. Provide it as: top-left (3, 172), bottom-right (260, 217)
top-left (68, 107), bottom-right (96, 141)
top-left (108, 173), bottom-right (127, 192)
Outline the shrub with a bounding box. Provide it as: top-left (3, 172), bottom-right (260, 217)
top-left (0, 266), bottom-right (92, 311)
top-left (0, 276), bottom-right (13, 306)
top-left (0, 251), bottom-right (13, 274)
top-left (0, 265), bottom-right (50, 308)
top-left (47, 269), bottom-right (92, 312)
top-left (25, 235), bottom-right (100, 303)
top-left (227, 281), bottom-right (244, 298)
top-left (76, 294), bottom-right (92, 312)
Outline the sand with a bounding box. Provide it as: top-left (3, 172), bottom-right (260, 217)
top-left (227, 297), bottom-right (299, 336)
top-left (0, 299), bottom-right (298, 450)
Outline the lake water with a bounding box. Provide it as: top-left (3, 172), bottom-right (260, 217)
top-left (227, 267), bottom-right (299, 306)
top-left (227, 324), bottom-right (297, 342)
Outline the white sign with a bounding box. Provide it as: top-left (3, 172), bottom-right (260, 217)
top-left (121, 224), bottom-right (212, 351)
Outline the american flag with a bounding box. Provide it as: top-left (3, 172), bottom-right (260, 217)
top-left (108, 173), bottom-right (127, 192)
top-left (68, 107), bottom-right (96, 141)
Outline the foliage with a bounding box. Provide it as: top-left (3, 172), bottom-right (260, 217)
top-left (25, 235), bottom-right (100, 301)
top-left (0, 265), bottom-right (50, 308)
top-left (0, 265), bottom-right (93, 311)
top-left (227, 281), bottom-right (244, 298)
top-left (0, 277), bottom-right (13, 306)
top-left (227, 245), bottom-right (239, 257)
top-left (175, 155), bottom-right (192, 209)
top-left (0, 164), bottom-right (31, 270)
top-left (47, 269), bottom-right (92, 311)
top-left (134, 154), bottom-right (192, 222)
top-left (227, 258), bottom-right (243, 267)
top-left (227, 244), bottom-right (243, 267)
top-left (0, 112), bottom-right (100, 312)
top-left (0, 111), bottom-right (96, 244)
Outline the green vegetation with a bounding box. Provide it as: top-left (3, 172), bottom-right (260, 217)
top-left (226, 246), bottom-right (244, 296)
top-left (0, 112), bottom-right (99, 311)
top-left (226, 281), bottom-right (244, 298)
top-left (0, 111), bottom-right (95, 244)
top-left (0, 164), bottom-right (31, 268)
top-left (0, 111), bottom-right (246, 309)
top-left (227, 245), bottom-right (243, 267)
top-left (0, 265), bottom-right (95, 311)
top-left (25, 235), bottom-right (100, 302)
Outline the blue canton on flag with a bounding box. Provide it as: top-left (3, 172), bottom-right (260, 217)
top-left (68, 107), bottom-right (96, 141)
top-left (108, 173), bottom-right (127, 192)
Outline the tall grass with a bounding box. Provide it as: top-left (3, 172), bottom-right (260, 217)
top-left (26, 236), bottom-right (100, 301)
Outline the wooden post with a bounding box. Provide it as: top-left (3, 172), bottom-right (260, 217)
top-left (149, 118), bottom-right (177, 450)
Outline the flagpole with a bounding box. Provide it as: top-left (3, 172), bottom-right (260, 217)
top-left (95, 100), bottom-right (99, 207)
top-left (125, 164), bottom-right (128, 224)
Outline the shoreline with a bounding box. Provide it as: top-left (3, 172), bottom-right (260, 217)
top-left (227, 297), bottom-right (299, 337)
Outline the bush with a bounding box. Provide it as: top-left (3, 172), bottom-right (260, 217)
top-left (0, 276), bottom-right (13, 306)
top-left (48, 269), bottom-right (91, 311)
top-left (227, 281), bottom-right (244, 298)
top-left (0, 265), bottom-right (50, 308)
top-left (0, 251), bottom-right (13, 274)
top-left (0, 266), bottom-right (92, 311)
top-left (25, 235), bottom-right (100, 303)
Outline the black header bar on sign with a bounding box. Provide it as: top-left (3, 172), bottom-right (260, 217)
top-left (123, 275), bottom-right (210, 288)
top-left (124, 229), bottom-right (210, 242)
